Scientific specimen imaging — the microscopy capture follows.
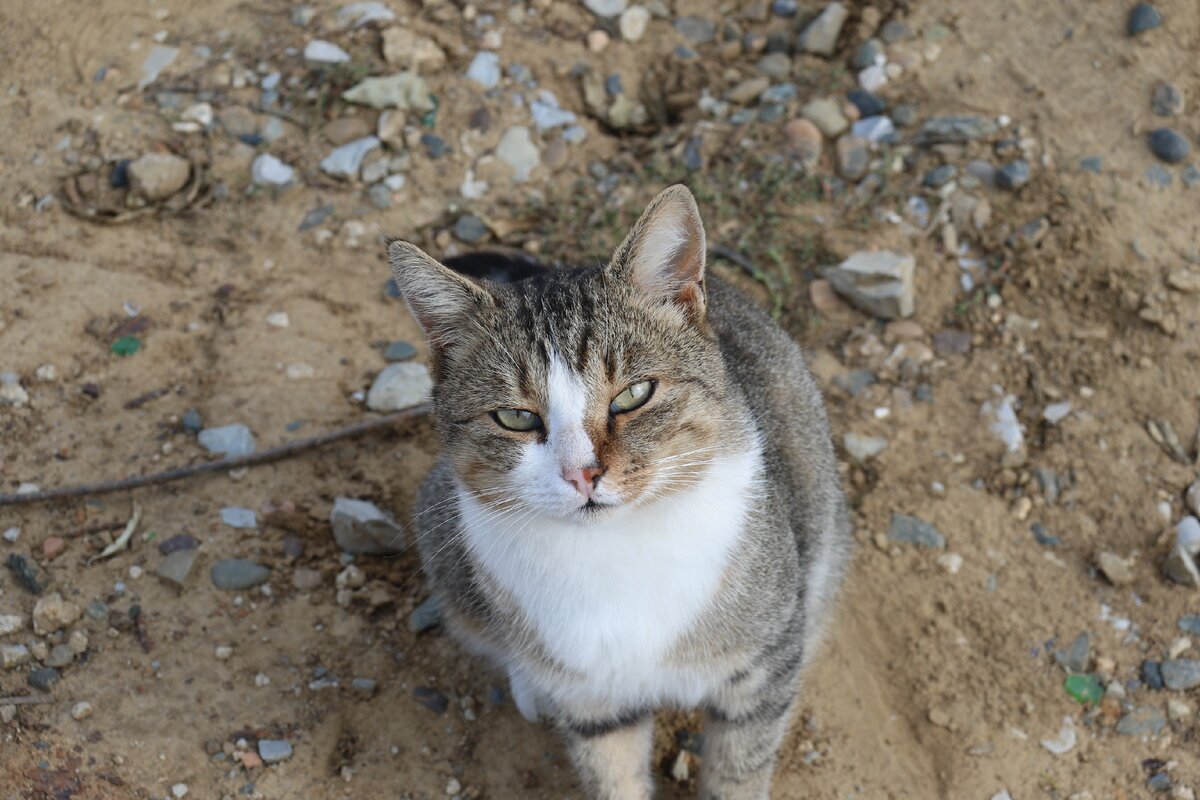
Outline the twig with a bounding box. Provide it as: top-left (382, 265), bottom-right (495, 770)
top-left (0, 695), bottom-right (55, 706)
top-left (61, 521), bottom-right (127, 539)
top-left (86, 504), bottom-right (142, 565)
top-left (0, 407), bottom-right (431, 508)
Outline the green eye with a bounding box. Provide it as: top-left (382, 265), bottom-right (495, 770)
top-left (610, 380), bottom-right (655, 414)
top-left (493, 408), bottom-right (543, 432)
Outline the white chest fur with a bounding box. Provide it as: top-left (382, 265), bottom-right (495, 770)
top-left (458, 447), bottom-right (763, 712)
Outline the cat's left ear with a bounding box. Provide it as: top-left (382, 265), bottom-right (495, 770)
top-left (608, 184), bottom-right (707, 319)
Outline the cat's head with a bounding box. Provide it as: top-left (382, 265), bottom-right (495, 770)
top-left (389, 185), bottom-right (755, 523)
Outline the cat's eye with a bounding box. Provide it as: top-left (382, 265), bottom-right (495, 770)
top-left (492, 408), bottom-right (543, 432)
top-left (610, 380), bottom-right (655, 414)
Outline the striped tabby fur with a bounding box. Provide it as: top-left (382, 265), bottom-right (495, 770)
top-left (388, 186), bottom-right (850, 799)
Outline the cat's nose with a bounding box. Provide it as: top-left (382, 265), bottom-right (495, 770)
top-left (562, 465), bottom-right (605, 499)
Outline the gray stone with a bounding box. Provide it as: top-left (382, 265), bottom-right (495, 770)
top-left (851, 115), bottom-right (894, 143)
top-left (258, 739), bottom-right (293, 763)
top-left (1152, 82), bottom-right (1184, 117)
top-left (1116, 706), bottom-right (1167, 736)
top-left (836, 136), bottom-right (870, 181)
top-left (1127, 2), bottom-right (1162, 36)
top-left (304, 39), bottom-right (350, 63)
top-left (495, 126), bottom-right (539, 182)
top-left (351, 677), bottom-right (378, 695)
top-left (756, 53), bottom-right (792, 80)
top-left (250, 154), bottom-right (295, 187)
top-left (465, 52), bottom-right (501, 89)
top-left (674, 16), bottom-right (716, 45)
top-left (995, 160), bottom-right (1031, 191)
top-left (924, 164), bottom-right (958, 188)
top-left (84, 601), bottom-right (109, 621)
top-left (1149, 128), bottom-right (1190, 164)
top-left (366, 362), bottom-right (432, 412)
top-left (1183, 165), bottom-right (1200, 189)
top-left (342, 73), bottom-right (434, 111)
top-left (892, 104), bottom-right (918, 127)
top-left (334, 1), bottom-right (394, 28)
top-left (1165, 516), bottom-right (1200, 586)
top-left (181, 409), bottom-right (203, 433)
top-left (384, 340), bottom-right (418, 362)
top-left (530, 91), bottom-right (577, 132)
top-left (879, 19), bottom-right (914, 42)
top-left (409, 595), bottom-right (444, 633)
top-left (454, 214), bottom-right (489, 243)
top-left (851, 39), bottom-right (884, 70)
top-left (797, 2), bottom-right (848, 56)
top-left (1054, 632), bottom-right (1090, 673)
top-left (331, 497), bottom-right (404, 555)
top-left (887, 514), bottom-right (946, 548)
top-left (800, 97), bottom-right (848, 137)
top-left (1161, 659), bottom-right (1200, 691)
top-left (128, 153), bottom-right (190, 201)
top-left (771, 0), bottom-right (798, 16)
top-left (220, 507), bottom-right (258, 529)
top-left (843, 432), bottom-right (887, 462)
top-left (915, 115), bottom-right (998, 145)
top-left (1145, 164), bottom-right (1173, 188)
top-left (1179, 615), bottom-right (1200, 636)
top-left (0, 644), bottom-right (31, 670)
top-left (320, 136), bottom-right (381, 180)
top-left (138, 45), bottom-right (179, 90)
top-left (210, 559), bottom-right (271, 591)
top-left (367, 183), bottom-right (393, 209)
top-left (28, 667), bottom-right (60, 692)
top-left (156, 549), bottom-right (200, 589)
top-left (833, 369), bottom-right (876, 396)
top-left (1079, 156), bottom-right (1103, 174)
top-left (0, 615), bottom-right (23, 637)
top-left (198, 424), bottom-right (256, 458)
top-left (1186, 481), bottom-right (1200, 517)
top-left (0, 373), bottom-right (28, 407)
top-left (584, 0), bottom-right (626, 17)
top-left (46, 644), bottom-right (74, 668)
top-left (821, 250), bottom-right (915, 320)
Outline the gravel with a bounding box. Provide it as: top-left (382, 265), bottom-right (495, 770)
top-left (1115, 706), bottom-right (1166, 736)
top-left (454, 214), bottom-right (489, 243)
top-left (1161, 659), bottom-right (1200, 691)
top-left (413, 686), bottom-right (450, 713)
top-left (304, 40), bottom-right (351, 63)
top-left (843, 432), bottom-right (888, 462)
top-left (366, 362), bottom-right (433, 412)
top-left (156, 549), bottom-right (200, 588)
top-left (409, 595), bottom-right (445, 633)
top-left (28, 667), bottom-right (61, 692)
top-left (220, 507), bottom-right (258, 529)
top-left (210, 560), bottom-right (271, 591)
top-left (1127, 2), bottom-right (1162, 36)
top-left (1152, 82), bottom-right (1184, 116)
top-left (320, 136), bottom-right (382, 179)
top-left (330, 497), bottom-right (405, 555)
top-left (1148, 128), bottom-right (1190, 163)
top-left (128, 153), bottom-right (190, 201)
top-left (797, 1), bottom-right (848, 56)
top-left (198, 424), bottom-right (256, 457)
top-left (466, 52), bottom-right (501, 89)
top-left (995, 160), bottom-right (1031, 191)
top-left (821, 250), bottom-right (915, 320)
top-left (496, 126), bottom-right (539, 182)
top-left (674, 16), bottom-right (716, 45)
top-left (258, 739), bottom-right (294, 763)
top-left (887, 515), bottom-right (946, 548)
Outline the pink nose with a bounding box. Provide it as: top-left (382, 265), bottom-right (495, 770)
top-left (563, 465), bottom-right (605, 499)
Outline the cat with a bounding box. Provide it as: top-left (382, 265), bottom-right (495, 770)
top-left (388, 185), bottom-right (850, 800)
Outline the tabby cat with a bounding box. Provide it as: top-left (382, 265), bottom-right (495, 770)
top-left (389, 185), bottom-right (849, 799)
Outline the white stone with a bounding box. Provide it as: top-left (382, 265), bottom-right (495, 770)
top-left (937, 553), bottom-right (964, 574)
top-left (2, 527), bottom-right (19, 543)
top-left (71, 701), bottom-right (94, 721)
top-left (215, 645), bottom-right (234, 660)
top-left (367, 362), bottom-right (432, 412)
top-left (171, 783), bottom-right (189, 798)
top-left (584, 0), bottom-right (626, 17)
top-left (34, 364), bottom-right (57, 381)
top-left (495, 126), bottom-right (540, 182)
top-left (343, 72), bottom-right (434, 111)
top-left (797, 1), bottom-right (848, 56)
top-left (858, 64), bottom-right (888, 92)
top-left (466, 52), bottom-right (501, 89)
top-left (0, 615), bottom-right (24, 636)
top-left (843, 432), bottom-right (887, 461)
top-left (304, 40), bottom-right (351, 63)
top-left (619, 6), bottom-right (650, 41)
top-left (1039, 716), bottom-right (1076, 755)
top-left (320, 136), bottom-right (382, 180)
top-left (286, 363), bottom-right (314, 380)
top-left (1043, 401), bottom-right (1072, 424)
top-left (33, 592), bottom-right (82, 635)
top-left (251, 154), bottom-right (295, 187)
top-left (335, 1), bottom-right (395, 28)
top-left (266, 311), bottom-right (290, 328)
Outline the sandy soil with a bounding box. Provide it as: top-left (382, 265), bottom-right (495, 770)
top-left (2, 0), bottom-right (1199, 798)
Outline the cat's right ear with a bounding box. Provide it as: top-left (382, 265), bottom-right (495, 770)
top-left (388, 240), bottom-right (492, 353)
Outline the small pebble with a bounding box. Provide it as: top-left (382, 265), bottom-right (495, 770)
top-left (1148, 128), bottom-right (1190, 163)
top-left (1152, 82), bottom-right (1184, 117)
top-left (413, 686), bottom-right (450, 713)
top-left (454, 214), bottom-right (489, 243)
top-left (995, 160), bottom-right (1030, 191)
top-left (1127, 2), bottom-right (1162, 36)
top-left (28, 667), bottom-right (60, 692)
top-left (258, 739), bottom-right (293, 763)
top-left (70, 701), bottom-right (93, 721)
top-left (210, 559), bottom-right (271, 591)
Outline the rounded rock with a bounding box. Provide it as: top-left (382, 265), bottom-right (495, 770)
top-left (783, 118), bottom-right (823, 167)
top-left (619, 6), bottom-right (650, 41)
top-left (1127, 2), bottom-right (1162, 36)
top-left (454, 214), bottom-right (490, 244)
top-left (1148, 128), bottom-right (1190, 164)
top-left (995, 160), bottom-right (1031, 191)
top-left (1152, 82), bottom-right (1184, 117)
top-left (128, 153), bottom-right (191, 201)
top-left (71, 701), bottom-right (94, 721)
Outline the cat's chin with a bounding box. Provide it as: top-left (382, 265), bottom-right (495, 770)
top-left (558, 500), bottom-right (624, 524)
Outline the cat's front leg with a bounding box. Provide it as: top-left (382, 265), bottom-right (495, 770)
top-left (699, 666), bottom-right (802, 800)
top-left (557, 710), bottom-right (655, 800)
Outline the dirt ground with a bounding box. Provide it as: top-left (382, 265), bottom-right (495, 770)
top-left (2, 0), bottom-right (1200, 798)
